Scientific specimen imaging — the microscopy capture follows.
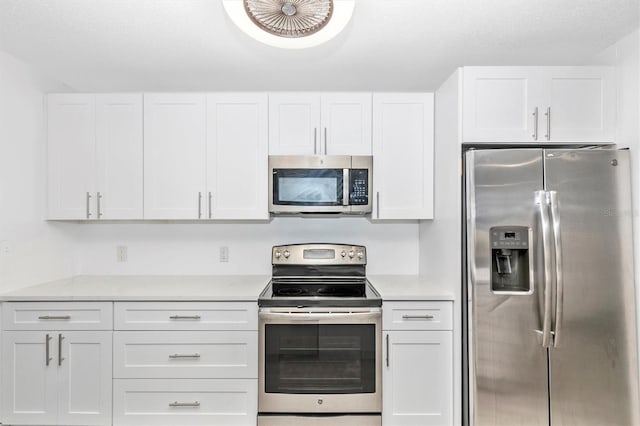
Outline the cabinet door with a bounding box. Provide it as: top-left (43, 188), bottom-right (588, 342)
top-left (47, 94), bottom-right (96, 219)
top-left (144, 94), bottom-right (207, 219)
top-left (268, 93), bottom-right (320, 155)
top-left (383, 331), bottom-right (453, 426)
top-left (544, 67), bottom-right (615, 142)
top-left (1, 331), bottom-right (58, 425)
top-left (206, 94), bottom-right (269, 219)
top-left (321, 93), bottom-right (372, 155)
top-left (372, 93), bottom-right (434, 219)
top-left (95, 94), bottom-right (143, 219)
top-left (462, 67), bottom-right (544, 142)
top-left (57, 331), bottom-right (112, 426)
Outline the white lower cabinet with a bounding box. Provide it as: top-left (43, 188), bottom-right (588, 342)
top-left (1, 330), bottom-right (112, 426)
top-left (112, 301), bottom-right (258, 426)
top-left (382, 302), bottom-right (453, 426)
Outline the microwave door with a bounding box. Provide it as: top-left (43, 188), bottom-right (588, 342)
top-left (271, 168), bottom-right (346, 213)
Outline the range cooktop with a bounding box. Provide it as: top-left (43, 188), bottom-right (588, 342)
top-left (258, 243), bottom-right (382, 308)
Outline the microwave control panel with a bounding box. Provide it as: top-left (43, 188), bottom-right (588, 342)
top-left (349, 169), bottom-right (369, 205)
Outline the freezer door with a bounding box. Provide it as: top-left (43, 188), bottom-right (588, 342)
top-left (545, 149), bottom-right (640, 426)
top-left (466, 149), bottom-right (549, 426)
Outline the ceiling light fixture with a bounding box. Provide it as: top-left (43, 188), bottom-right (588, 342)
top-left (223, 0), bottom-right (355, 49)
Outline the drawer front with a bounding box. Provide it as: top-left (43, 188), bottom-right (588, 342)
top-left (383, 301), bottom-right (453, 331)
top-left (2, 302), bottom-right (113, 330)
top-left (113, 331), bottom-right (258, 379)
top-left (113, 378), bottom-right (257, 426)
top-left (114, 302), bottom-right (257, 330)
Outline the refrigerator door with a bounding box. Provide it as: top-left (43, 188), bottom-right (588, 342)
top-left (466, 149), bottom-right (549, 426)
top-left (545, 149), bottom-right (639, 425)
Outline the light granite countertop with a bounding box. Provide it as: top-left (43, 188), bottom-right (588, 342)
top-left (0, 274), bottom-right (455, 302)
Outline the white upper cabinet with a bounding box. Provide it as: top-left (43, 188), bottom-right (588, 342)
top-left (143, 93), bottom-right (207, 219)
top-left (47, 94), bottom-right (96, 219)
top-left (372, 93), bottom-right (434, 220)
top-left (268, 93), bottom-right (320, 155)
top-left (269, 93), bottom-right (372, 155)
top-left (144, 93), bottom-right (269, 220)
top-left (206, 93), bottom-right (269, 220)
top-left (462, 66), bottom-right (615, 143)
top-left (95, 94), bottom-right (143, 219)
top-left (47, 94), bottom-right (143, 220)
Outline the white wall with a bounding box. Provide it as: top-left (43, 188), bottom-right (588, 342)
top-left (0, 50), bottom-right (76, 291)
top-left (74, 218), bottom-right (420, 275)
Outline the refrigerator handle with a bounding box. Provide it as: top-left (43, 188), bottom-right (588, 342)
top-left (549, 191), bottom-right (563, 347)
top-left (535, 190), bottom-right (553, 348)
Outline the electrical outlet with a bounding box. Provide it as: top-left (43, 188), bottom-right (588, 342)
top-left (0, 240), bottom-right (11, 256)
top-left (117, 246), bottom-right (128, 262)
top-left (219, 246), bottom-right (229, 263)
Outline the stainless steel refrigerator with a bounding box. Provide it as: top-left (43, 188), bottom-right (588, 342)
top-left (464, 148), bottom-right (639, 426)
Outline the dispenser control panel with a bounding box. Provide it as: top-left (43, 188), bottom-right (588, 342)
top-left (491, 228), bottom-right (529, 248)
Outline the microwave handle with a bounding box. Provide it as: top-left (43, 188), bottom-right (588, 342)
top-left (343, 169), bottom-right (349, 206)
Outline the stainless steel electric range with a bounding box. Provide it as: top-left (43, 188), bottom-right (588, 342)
top-left (258, 243), bottom-right (382, 426)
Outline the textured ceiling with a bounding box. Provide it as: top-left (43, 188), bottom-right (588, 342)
top-left (0, 0), bottom-right (637, 91)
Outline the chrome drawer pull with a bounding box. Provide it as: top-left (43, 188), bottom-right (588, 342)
top-left (169, 401), bottom-right (200, 407)
top-left (402, 314), bottom-right (434, 320)
top-left (169, 315), bottom-right (202, 320)
top-left (38, 315), bottom-right (72, 320)
top-left (169, 353), bottom-right (201, 359)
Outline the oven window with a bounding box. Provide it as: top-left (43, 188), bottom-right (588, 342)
top-left (273, 169), bottom-right (343, 206)
top-left (264, 324), bottom-right (376, 394)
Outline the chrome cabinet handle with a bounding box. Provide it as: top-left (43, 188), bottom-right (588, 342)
top-left (208, 192), bottom-right (212, 219)
top-left (402, 314), bottom-right (435, 320)
top-left (45, 334), bottom-right (52, 366)
top-left (197, 192), bottom-right (202, 219)
top-left (342, 169), bottom-right (349, 206)
top-left (86, 192), bottom-right (92, 219)
top-left (545, 107), bottom-right (551, 140)
top-left (532, 107), bottom-right (538, 140)
top-left (535, 190), bottom-right (553, 348)
top-left (314, 128), bottom-right (318, 154)
top-left (169, 315), bottom-right (201, 320)
top-left (169, 353), bottom-right (201, 359)
top-left (324, 127), bottom-right (328, 154)
top-left (38, 315), bottom-right (71, 320)
top-left (58, 334), bottom-right (64, 366)
top-left (169, 401), bottom-right (200, 407)
top-left (376, 192), bottom-right (380, 218)
top-left (385, 334), bottom-right (390, 367)
top-left (97, 192), bottom-right (103, 218)
top-left (549, 191), bottom-right (563, 347)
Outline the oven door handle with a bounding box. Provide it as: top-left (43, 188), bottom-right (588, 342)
top-left (259, 311), bottom-right (381, 322)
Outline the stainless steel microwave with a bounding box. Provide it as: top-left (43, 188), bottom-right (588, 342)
top-left (269, 155), bottom-right (372, 214)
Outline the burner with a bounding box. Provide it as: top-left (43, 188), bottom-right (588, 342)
top-left (273, 287), bottom-right (305, 297)
top-left (316, 286), bottom-right (364, 297)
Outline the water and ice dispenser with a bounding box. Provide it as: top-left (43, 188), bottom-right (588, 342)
top-left (489, 226), bottom-right (532, 294)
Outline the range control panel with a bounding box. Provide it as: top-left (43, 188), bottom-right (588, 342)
top-left (272, 243), bottom-right (367, 265)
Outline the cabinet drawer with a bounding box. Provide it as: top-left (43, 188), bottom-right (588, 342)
top-left (383, 301), bottom-right (452, 331)
top-left (114, 331), bottom-right (258, 378)
top-left (114, 302), bottom-right (257, 330)
top-left (2, 302), bottom-right (113, 330)
top-left (113, 378), bottom-right (257, 426)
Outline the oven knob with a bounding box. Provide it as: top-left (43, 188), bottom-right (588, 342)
top-left (274, 250), bottom-right (281, 259)
top-left (283, 250), bottom-right (290, 259)
top-left (348, 250), bottom-right (355, 259)
top-left (341, 251), bottom-right (346, 258)
top-left (357, 251), bottom-right (364, 260)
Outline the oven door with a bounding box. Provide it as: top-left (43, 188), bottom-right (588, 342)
top-left (258, 307), bottom-right (382, 414)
